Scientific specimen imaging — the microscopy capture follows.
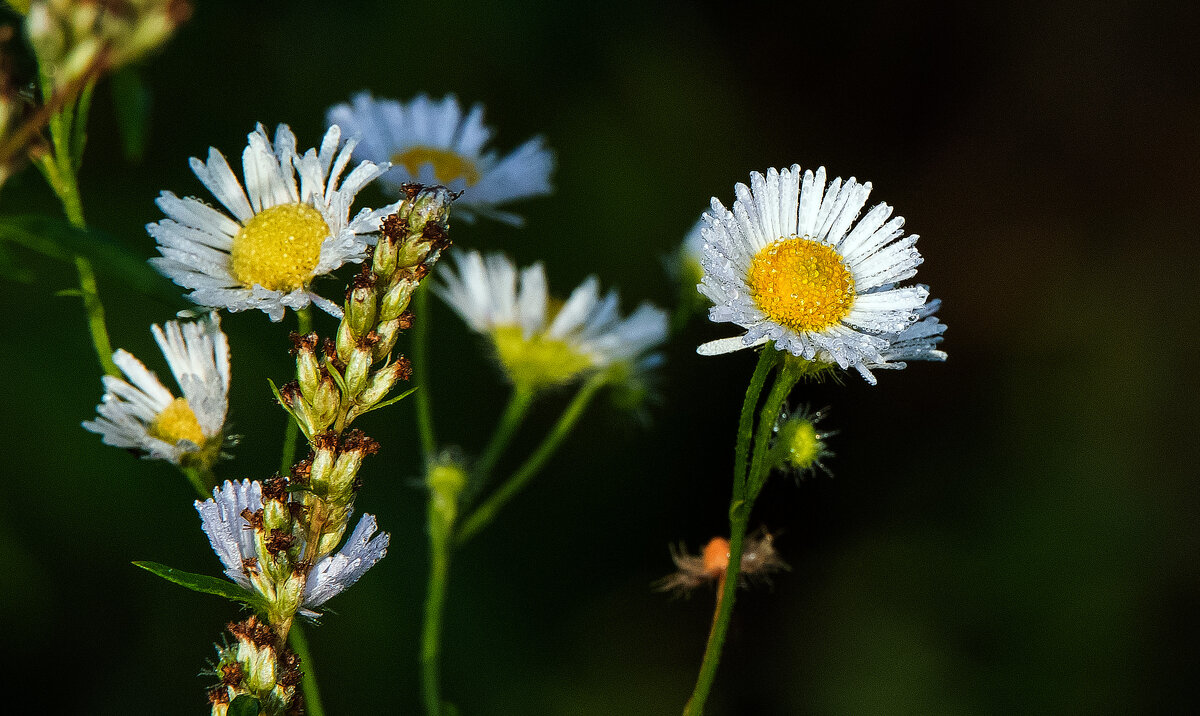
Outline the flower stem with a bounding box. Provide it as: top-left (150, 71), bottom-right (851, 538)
top-left (181, 466), bottom-right (215, 500)
top-left (74, 255), bottom-right (120, 377)
top-left (413, 283), bottom-right (437, 460)
top-left (471, 384), bottom-right (536, 486)
top-left (456, 372), bottom-right (607, 547)
top-left (280, 308), bottom-right (313, 476)
top-left (683, 348), bottom-right (796, 716)
top-left (421, 480), bottom-right (456, 716)
top-left (288, 622), bottom-right (327, 716)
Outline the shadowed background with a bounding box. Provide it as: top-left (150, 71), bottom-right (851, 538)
top-left (1, 1), bottom-right (1197, 713)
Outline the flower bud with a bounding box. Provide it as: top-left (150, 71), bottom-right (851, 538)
top-left (379, 277), bottom-right (417, 322)
top-left (356, 358), bottom-right (412, 409)
top-left (768, 406), bottom-right (832, 477)
top-left (409, 186), bottom-right (453, 234)
top-left (372, 316), bottom-right (403, 360)
top-left (308, 433), bottom-right (338, 493)
top-left (344, 344), bottom-right (373, 398)
top-left (373, 232), bottom-right (399, 277)
top-left (294, 334), bottom-right (321, 400)
top-left (335, 318), bottom-right (355, 365)
top-left (346, 274), bottom-right (377, 339)
top-left (313, 376), bottom-right (340, 432)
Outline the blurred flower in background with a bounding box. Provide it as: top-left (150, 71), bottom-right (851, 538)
top-left (327, 92), bottom-right (554, 225)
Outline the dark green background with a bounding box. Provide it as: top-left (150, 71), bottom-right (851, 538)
top-left (2, 1), bottom-right (1196, 713)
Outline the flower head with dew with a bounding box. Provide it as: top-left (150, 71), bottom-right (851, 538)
top-left (697, 165), bottom-right (945, 384)
top-left (326, 92), bottom-right (554, 225)
top-left (656, 531), bottom-right (788, 595)
top-left (435, 249), bottom-right (669, 391)
top-left (148, 123), bottom-right (398, 322)
top-left (83, 312), bottom-right (229, 468)
top-left (196, 479), bottom-right (389, 619)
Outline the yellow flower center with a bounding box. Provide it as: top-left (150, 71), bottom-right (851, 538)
top-left (491, 325), bottom-right (594, 388)
top-left (747, 237), bottom-right (855, 333)
top-left (148, 397), bottom-right (206, 446)
top-left (229, 203), bottom-right (330, 292)
top-left (392, 146), bottom-right (482, 186)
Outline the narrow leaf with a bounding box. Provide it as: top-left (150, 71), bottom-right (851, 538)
top-left (356, 385), bottom-right (418, 417)
top-left (0, 214), bottom-right (179, 303)
top-left (132, 561), bottom-right (269, 613)
top-left (110, 68), bottom-right (151, 162)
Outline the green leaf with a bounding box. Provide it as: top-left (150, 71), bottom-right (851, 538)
top-left (0, 242), bottom-right (33, 283)
top-left (0, 214), bottom-right (180, 303)
top-left (227, 695), bottom-right (262, 716)
top-left (110, 68), bottom-right (151, 163)
top-left (70, 80), bottom-right (96, 172)
top-left (356, 385), bottom-right (418, 417)
top-left (132, 561), bottom-right (269, 613)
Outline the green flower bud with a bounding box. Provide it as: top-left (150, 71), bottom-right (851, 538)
top-left (379, 277), bottom-right (417, 322)
top-left (344, 345), bottom-right (373, 398)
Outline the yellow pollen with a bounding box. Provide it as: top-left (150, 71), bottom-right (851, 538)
top-left (229, 203), bottom-right (329, 292)
top-left (492, 325), bottom-right (594, 388)
top-left (392, 146), bottom-right (482, 186)
top-left (747, 237), bottom-right (855, 333)
top-left (149, 397), bottom-right (206, 446)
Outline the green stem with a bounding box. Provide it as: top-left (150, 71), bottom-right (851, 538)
top-left (456, 373), bottom-right (607, 547)
top-left (74, 255), bottom-right (119, 377)
top-left (471, 383), bottom-right (536, 486)
top-left (413, 283), bottom-right (437, 460)
top-left (280, 308), bottom-right (313, 476)
top-left (180, 466), bottom-right (215, 500)
top-left (683, 349), bottom-right (798, 716)
top-left (288, 622), bottom-right (327, 716)
top-left (421, 483), bottom-right (456, 716)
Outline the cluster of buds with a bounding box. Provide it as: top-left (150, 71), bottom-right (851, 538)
top-left (207, 616), bottom-right (302, 716)
top-left (25, 0), bottom-right (191, 90)
top-left (276, 184), bottom-right (452, 566)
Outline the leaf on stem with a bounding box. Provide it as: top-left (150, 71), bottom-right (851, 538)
top-left (111, 68), bottom-right (151, 163)
top-left (0, 215), bottom-right (179, 302)
top-left (132, 561), bottom-right (270, 613)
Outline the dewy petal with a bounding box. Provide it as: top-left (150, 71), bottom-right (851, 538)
top-left (194, 480), bottom-right (263, 590)
top-left (302, 513), bottom-right (390, 610)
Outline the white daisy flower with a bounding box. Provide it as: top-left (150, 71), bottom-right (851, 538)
top-left (148, 123), bottom-right (397, 322)
top-left (83, 313), bottom-right (230, 466)
top-left (326, 92), bottom-right (554, 225)
top-left (196, 479), bottom-right (389, 617)
top-left (697, 165), bottom-right (932, 383)
top-left (435, 249), bottom-right (668, 389)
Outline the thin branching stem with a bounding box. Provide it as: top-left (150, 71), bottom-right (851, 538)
top-left (456, 372), bottom-right (607, 546)
top-left (288, 623), bottom-right (326, 716)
